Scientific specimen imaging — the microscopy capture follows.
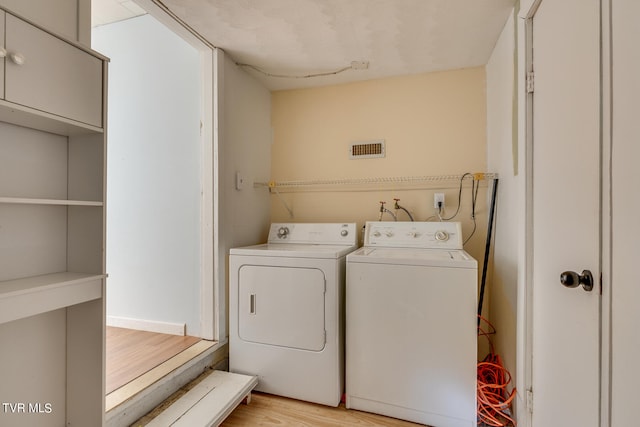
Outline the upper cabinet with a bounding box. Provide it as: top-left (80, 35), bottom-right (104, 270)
top-left (0, 0), bottom-right (79, 42)
top-left (0, 10), bottom-right (105, 134)
top-left (4, 13), bottom-right (103, 128)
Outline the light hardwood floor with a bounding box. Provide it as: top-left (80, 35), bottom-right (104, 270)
top-left (133, 367), bottom-right (422, 426)
top-left (221, 392), bottom-right (422, 427)
top-left (106, 326), bottom-right (201, 394)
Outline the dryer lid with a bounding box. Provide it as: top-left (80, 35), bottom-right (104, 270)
top-left (231, 223), bottom-right (358, 258)
top-left (230, 243), bottom-right (357, 259)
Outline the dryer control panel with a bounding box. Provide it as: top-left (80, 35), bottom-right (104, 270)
top-left (268, 223), bottom-right (356, 245)
top-left (364, 221), bottom-right (463, 249)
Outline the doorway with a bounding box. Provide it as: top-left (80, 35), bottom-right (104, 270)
top-left (93, 11), bottom-right (203, 337)
top-left (90, 0), bottom-right (215, 403)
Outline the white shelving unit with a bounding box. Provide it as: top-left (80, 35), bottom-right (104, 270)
top-left (0, 5), bottom-right (108, 426)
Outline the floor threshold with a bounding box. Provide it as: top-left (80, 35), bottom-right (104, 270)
top-left (106, 340), bottom-right (227, 427)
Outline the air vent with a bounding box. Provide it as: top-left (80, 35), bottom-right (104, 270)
top-left (349, 140), bottom-right (385, 159)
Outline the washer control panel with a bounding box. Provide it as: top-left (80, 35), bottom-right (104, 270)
top-left (268, 223), bottom-right (356, 245)
top-left (364, 221), bottom-right (463, 249)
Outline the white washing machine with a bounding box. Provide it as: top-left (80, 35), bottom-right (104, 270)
top-left (229, 223), bottom-right (357, 407)
top-left (346, 221), bottom-right (477, 427)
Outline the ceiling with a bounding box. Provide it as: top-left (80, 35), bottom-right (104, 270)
top-left (92, 0), bottom-right (516, 91)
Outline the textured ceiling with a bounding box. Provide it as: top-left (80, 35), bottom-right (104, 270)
top-left (92, 0), bottom-right (146, 27)
top-left (93, 0), bottom-right (516, 91)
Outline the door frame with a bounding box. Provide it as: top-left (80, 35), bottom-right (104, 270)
top-left (518, 0), bottom-right (613, 425)
top-left (521, 3), bottom-right (538, 427)
top-left (599, 0), bottom-right (612, 425)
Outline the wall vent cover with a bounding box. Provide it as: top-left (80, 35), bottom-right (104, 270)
top-left (349, 140), bottom-right (385, 159)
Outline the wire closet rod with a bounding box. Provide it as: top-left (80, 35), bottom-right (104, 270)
top-left (255, 172), bottom-right (498, 189)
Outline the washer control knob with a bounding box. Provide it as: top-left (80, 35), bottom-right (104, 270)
top-left (372, 230), bottom-right (381, 237)
top-left (340, 229), bottom-right (349, 237)
top-left (407, 231), bottom-right (420, 238)
top-left (435, 230), bottom-right (449, 241)
top-left (384, 231), bottom-right (394, 237)
top-left (277, 227), bottom-right (290, 239)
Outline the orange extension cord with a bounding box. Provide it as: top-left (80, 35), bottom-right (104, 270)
top-left (477, 316), bottom-right (517, 427)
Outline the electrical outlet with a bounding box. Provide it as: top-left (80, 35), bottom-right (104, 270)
top-left (434, 193), bottom-right (445, 209)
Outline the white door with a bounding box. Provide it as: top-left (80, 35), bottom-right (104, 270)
top-left (530, 0), bottom-right (601, 426)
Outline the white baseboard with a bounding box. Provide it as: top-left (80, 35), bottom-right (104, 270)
top-left (107, 315), bottom-right (185, 336)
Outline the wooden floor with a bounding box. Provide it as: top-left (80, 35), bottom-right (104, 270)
top-left (221, 392), bottom-right (422, 427)
top-left (106, 326), bottom-right (201, 394)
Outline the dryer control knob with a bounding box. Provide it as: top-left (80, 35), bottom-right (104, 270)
top-left (372, 230), bottom-right (381, 237)
top-left (341, 229), bottom-right (349, 237)
top-left (277, 227), bottom-right (290, 238)
top-left (435, 230), bottom-right (449, 241)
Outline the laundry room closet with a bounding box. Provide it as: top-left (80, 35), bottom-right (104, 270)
top-left (0, 0), bottom-right (524, 424)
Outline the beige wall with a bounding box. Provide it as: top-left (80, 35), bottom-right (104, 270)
top-left (270, 67), bottom-right (490, 264)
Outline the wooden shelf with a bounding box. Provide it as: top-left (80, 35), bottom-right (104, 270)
top-left (0, 272), bottom-right (106, 324)
top-left (0, 197), bottom-right (102, 206)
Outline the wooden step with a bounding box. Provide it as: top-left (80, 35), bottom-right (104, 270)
top-left (146, 370), bottom-right (258, 427)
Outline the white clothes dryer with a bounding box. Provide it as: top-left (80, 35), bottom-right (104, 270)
top-left (346, 221), bottom-right (477, 427)
top-left (229, 223), bottom-right (357, 407)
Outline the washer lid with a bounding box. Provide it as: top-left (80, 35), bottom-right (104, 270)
top-left (347, 247), bottom-right (477, 268)
top-left (230, 243), bottom-right (358, 259)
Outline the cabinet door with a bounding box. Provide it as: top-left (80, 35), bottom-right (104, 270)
top-left (4, 13), bottom-right (102, 127)
top-left (0, 0), bottom-right (78, 42)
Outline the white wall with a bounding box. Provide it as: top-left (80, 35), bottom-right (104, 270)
top-left (221, 56), bottom-right (272, 247)
top-left (216, 54), bottom-right (272, 339)
top-left (485, 6), bottom-right (521, 409)
top-left (93, 15), bottom-right (202, 335)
